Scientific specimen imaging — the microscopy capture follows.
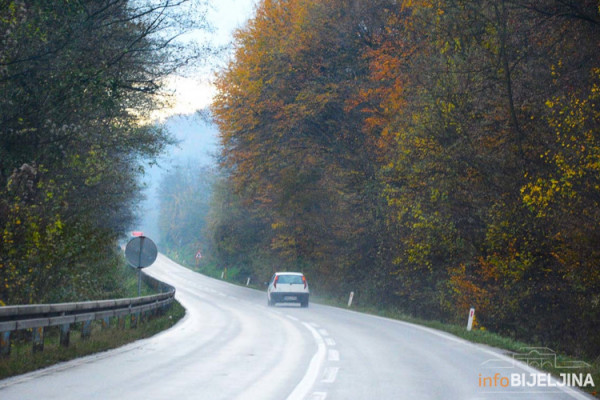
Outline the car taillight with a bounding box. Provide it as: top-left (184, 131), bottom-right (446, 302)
top-left (302, 276), bottom-right (307, 289)
top-left (274, 276), bottom-right (278, 288)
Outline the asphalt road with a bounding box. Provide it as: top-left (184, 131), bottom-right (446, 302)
top-left (0, 254), bottom-right (594, 399)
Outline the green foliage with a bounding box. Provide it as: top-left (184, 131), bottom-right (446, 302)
top-left (0, 0), bottom-right (209, 304)
top-left (157, 163), bottom-right (217, 268)
top-left (203, 176), bottom-right (277, 283)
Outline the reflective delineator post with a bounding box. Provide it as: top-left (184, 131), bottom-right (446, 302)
top-left (246, 277), bottom-right (251, 286)
top-left (467, 307), bottom-right (475, 331)
top-left (347, 291), bottom-right (355, 307)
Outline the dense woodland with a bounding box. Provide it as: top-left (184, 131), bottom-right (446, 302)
top-left (158, 163), bottom-right (216, 262)
top-left (209, 0), bottom-right (600, 358)
top-left (0, 0), bottom-right (208, 304)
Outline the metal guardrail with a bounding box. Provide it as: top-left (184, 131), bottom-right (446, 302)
top-left (0, 271), bottom-right (175, 356)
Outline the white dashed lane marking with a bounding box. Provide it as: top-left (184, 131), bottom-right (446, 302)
top-left (321, 367), bottom-right (339, 384)
top-left (286, 322), bottom-right (327, 400)
top-left (295, 320), bottom-right (340, 400)
top-left (327, 349), bottom-right (340, 362)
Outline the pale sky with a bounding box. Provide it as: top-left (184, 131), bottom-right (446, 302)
top-left (157, 0), bottom-right (259, 118)
top-left (140, 1), bottom-right (260, 237)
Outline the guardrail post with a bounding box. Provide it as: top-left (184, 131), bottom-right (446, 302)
top-left (81, 320), bottom-right (92, 340)
top-left (0, 331), bottom-right (10, 357)
top-left (60, 324), bottom-right (71, 347)
top-left (32, 327), bottom-right (44, 353)
top-left (130, 313), bottom-right (138, 328)
top-left (162, 300), bottom-right (171, 314)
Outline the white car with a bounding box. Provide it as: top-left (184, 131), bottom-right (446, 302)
top-left (267, 272), bottom-right (309, 307)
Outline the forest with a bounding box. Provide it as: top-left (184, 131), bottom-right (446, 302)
top-left (0, 0), bottom-right (207, 304)
top-left (2, 0), bottom-right (599, 362)
top-left (207, 0), bottom-right (600, 358)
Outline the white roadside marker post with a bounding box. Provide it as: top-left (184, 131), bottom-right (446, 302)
top-left (246, 277), bottom-right (251, 286)
top-left (347, 291), bottom-right (355, 307)
top-left (467, 307), bottom-right (475, 331)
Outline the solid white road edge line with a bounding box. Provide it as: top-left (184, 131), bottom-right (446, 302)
top-left (286, 322), bottom-right (327, 400)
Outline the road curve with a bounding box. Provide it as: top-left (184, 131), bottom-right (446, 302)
top-left (0, 254), bottom-right (594, 400)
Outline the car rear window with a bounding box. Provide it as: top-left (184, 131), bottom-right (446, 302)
top-left (277, 275), bottom-right (304, 284)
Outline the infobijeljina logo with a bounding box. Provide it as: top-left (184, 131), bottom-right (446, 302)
top-left (479, 347), bottom-right (595, 392)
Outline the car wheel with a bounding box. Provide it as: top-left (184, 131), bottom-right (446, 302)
top-left (301, 300), bottom-right (309, 308)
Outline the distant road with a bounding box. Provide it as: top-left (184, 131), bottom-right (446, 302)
top-left (0, 254), bottom-right (593, 399)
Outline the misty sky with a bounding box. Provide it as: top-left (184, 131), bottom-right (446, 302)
top-left (136, 0), bottom-right (259, 240)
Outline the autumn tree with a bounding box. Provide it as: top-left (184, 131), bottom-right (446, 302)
top-left (213, 0), bottom-right (395, 292)
top-left (210, 0), bottom-right (600, 356)
top-left (371, 0), bottom-right (600, 353)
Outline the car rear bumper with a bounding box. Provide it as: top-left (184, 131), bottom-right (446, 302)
top-left (270, 292), bottom-right (309, 303)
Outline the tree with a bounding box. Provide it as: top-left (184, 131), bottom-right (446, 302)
top-left (209, 0), bottom-right (600, 356)
top-left (0, 0), bottom-right (209, 304)
top-left (158, 163), bottom-right (216, 264)
top-left (213, 0), bottom-right (395, 294)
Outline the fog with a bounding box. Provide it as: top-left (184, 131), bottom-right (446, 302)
top-left (137, 112), bottom-right (218, 243)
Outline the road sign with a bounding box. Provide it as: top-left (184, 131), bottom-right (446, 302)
top-left (125, 236), bottom-right (157, 269)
